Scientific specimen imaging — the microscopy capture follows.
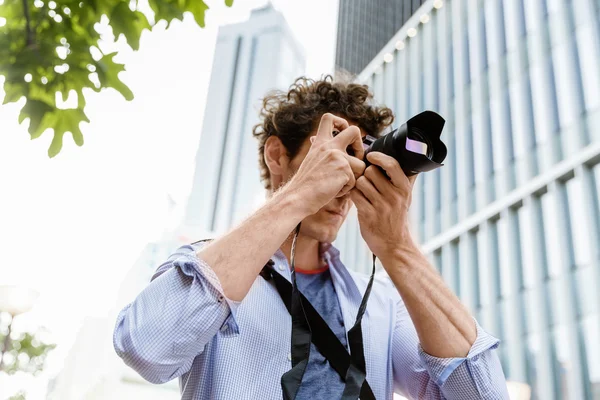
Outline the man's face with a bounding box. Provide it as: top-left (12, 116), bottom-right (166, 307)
top-left (283, 122), bottom-right (367, 244)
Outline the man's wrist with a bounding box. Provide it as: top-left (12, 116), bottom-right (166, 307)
top-left (379, 227), bottom-right (418, 261)
top-left (378, 239), bottom-right (426, 271)
top-left (269, 185), bottom-right (311, 223)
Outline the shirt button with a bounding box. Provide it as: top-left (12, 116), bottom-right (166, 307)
top-left (287, 353), bottom-right (292, 361)
top-left (217, 295), bottom-right (224, 302)
top-left (278, 264), bottom-right (285, 271)
top-left (221, 324), bottom-right (228, 332)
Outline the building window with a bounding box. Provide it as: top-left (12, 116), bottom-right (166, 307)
top-left (433, 168), bottom-right (441, 235)
top-left (479, 7), bottom-right (489, 71)
top-left (595, 163), bottom-right (600, 207)
top-left (529, 57), bottom-right (557, 146)
top-left (448, 43), bottom-right (455, 100)
top-left (451, 240), bottom-right (461, 298)
top-left (565, 177), bottom-right (592, 267)
top-left (433, 249), bottom-right (442, 274)
top-left (475, 228), bottom-right (489, 322)
top-left (497, 215), bottom-right (515, 296)
top-left (575, 25), bottom-right (600, 112)
top-left (575, 264), bottom-right (599, 317)
top-left (463, 30), bottom-right (471, 85)
top-left (517, 204), bottom-right (537, 289)
top-left (552, 324), bottom-right (574, 399)
top-left (581, 314), bottom-right (600, 399)
top-left (470, 230), bottom-right (482, 319)
top-left (552, 39), bottom-right (584, 130)
top-left (526, 333), bottom-right (543, 398)
top-left (546, 0), bottom-right (562, 15)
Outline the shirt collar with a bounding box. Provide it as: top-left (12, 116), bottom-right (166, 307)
top-left (323, 243), bottom-right (363, 303)
top-left (271, 242), bottom-right (340, 271)
top-left (271, 242), bottom-right (362, 301)
top-left (272, 242), bottom-right (365, 332)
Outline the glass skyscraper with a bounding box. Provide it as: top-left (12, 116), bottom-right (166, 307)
top-left (333, 0), bottom-right (600, 398)
top-left (336, 0), bottom-right (427, 74)
top-left (181, 4), bottom-right (305, 241)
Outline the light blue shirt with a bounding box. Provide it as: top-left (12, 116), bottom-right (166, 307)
top-left (113, 242), bottom-right (509, 399)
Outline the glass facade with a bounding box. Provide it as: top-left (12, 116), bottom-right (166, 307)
top-left (335, 0), bottom-right (428, 74)
top-left (334, 0), bottom-right (600, 398)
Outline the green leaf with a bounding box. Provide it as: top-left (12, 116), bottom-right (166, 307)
top-left (225, 0), bottom-right (234, 6)
top-left (148, 0), bottom-right (185, 27)
top-left (184, 0), bottom-right (209, 28)
top-left (56, 67), bottom-right (90, 108)
top-left (46, 108), bottom-right (90, 157)
top-left (28, 82), bottom-right (56, 106)
top-left (18, 99), bottom-right (54, 137)
top-left (109, 3), bottom-right (151, 51)
top-left (86, 0), bottom-right (121, 16)
top-left (0, 1), bottom-right (21, 19)
top-left (95, 52), bottom-right (134, 101)
top-left (2, 80), bottom-right (25, 105)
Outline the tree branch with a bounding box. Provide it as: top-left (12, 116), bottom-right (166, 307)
top-left (22, 0), bottom-right (34, 46)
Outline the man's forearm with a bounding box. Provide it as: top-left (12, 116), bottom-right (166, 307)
top-left (197, 187), bottom-right (307, 302)
top-left (381, 242), bottom-right (477, 359)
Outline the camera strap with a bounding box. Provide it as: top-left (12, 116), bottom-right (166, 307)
top-left (260, 223), bottom-right (376, 400)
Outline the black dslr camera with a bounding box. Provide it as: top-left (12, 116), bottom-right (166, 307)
top-left (338, 110), bottom-right (447, 176)
top-left (362, 110), bottom-right (447, 176)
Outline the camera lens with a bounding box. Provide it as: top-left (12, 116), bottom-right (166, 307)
top-left (408, 127), bottom-right (434, 159)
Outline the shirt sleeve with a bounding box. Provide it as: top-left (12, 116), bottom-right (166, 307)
top-left (112, 243), bottom-right (240, 384)
top-left (392, 297), bottom-right (510, 399)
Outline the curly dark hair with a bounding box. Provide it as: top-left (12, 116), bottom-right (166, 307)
top-left (252, 75), bottom-right (395, 190)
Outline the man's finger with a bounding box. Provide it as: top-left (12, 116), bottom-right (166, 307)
top-left (345, 154), bottom-right (366, 179)
top-left (364, 165), bottom-right (393, 194)
top-left (336, 164), bottom-right (356, 198)
top-left (349, 188), bottom-right (373, 210)
top-left (315, 113), bottom-right (349, 144)
top-left (355, 175), bottom-right (379, 204)
top-left (333, 125), bottom-right (364, 160)
top-left (366, 152), bottom-right (408, 189)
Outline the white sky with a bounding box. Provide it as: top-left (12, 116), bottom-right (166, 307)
top-left (0, 0), bottom-right (339, 396)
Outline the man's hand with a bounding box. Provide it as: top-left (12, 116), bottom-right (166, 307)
top-left (349, 151), bottom-right (417, 263)
top-left (285, 113), bottom-right (366, 217)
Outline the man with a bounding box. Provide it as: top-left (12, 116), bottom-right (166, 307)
top-left (113, 76), bottom-right (508, 399)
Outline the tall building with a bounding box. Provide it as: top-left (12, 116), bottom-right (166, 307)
top-left (179, 3), bottom-right (305, 241)
top-left (48, 5), bottom-right (305, 399)
top-left (335, 0), bottom-right (600, 399)
top-left (335, 0), bottom-right (427, 75)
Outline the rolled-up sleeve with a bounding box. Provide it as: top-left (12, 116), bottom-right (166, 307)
top-left (417, 320), bottom-right (509, 399)
top-left (393, 298), bottom-right (509, 399)
top-left (113, 244), bottom-right (240, 384)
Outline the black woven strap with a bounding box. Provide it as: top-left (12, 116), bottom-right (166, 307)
top-left (265, 255), bottom-right (377, 400)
